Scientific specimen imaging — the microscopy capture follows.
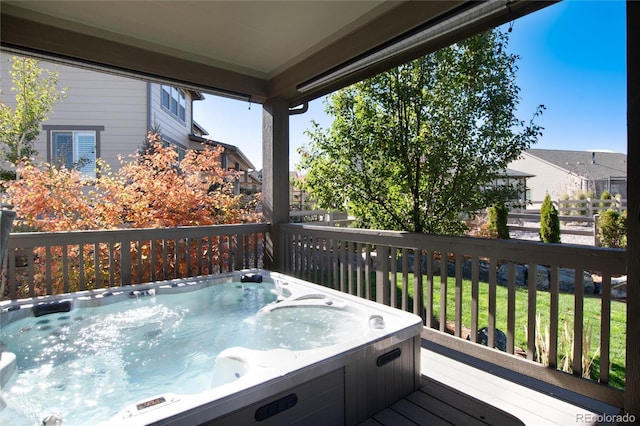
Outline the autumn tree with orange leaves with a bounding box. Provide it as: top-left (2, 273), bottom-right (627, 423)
top-left (3, 132), bottom-right (261, 295)
top-left (5, 131), bottom-right (259, 230)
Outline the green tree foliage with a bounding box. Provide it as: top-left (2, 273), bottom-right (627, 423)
top-left (298, 29), bottom-right (544, 234)
top-left (0, 56), bottom-right (67, 169)
top-left (488, 202), bottom-right (510, 239)
top-left (540, 194), bottom-right (561, 243)
top-left (597, 210), bottom-right (627, 248)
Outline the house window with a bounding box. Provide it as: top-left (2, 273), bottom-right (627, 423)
top-left (51, 130), bottom-right (97, 178)
top-left (158, 138), bottom-right (186, 162)
top-left (172, 142), bottom-right (186, 162)
top-left (161, 85), bottom-right (186, 121)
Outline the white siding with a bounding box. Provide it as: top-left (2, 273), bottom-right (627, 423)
top-left (149, 84), bottom-right (200, 150)
top-left (1, 52), bottom-right (147, 171)
top-left (509, 153), bottom-right (583, 202)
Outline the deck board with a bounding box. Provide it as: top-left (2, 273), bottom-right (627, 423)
top-left (372, 407), bottom-right (418, 426)
top-left (407, 380), bottom-right (508, 426)
top-left (422, 351), bottom-right (579, 424)
top-left (388, 398), bottom-right (453, 426)
top-left (362, 341), bottom-right (621, 425)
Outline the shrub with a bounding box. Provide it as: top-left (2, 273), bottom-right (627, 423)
top-left (540, 194), bottom-right (561, 243)
top-left (597, 209), bottom-right (627, 248)
top-left (488, 202), bottom-right (510, 239)
top-left (558, 193), bottom-right (571, 216)
top-left (574, 191), bottom-right (590, 216)
top-left (3, 132), bottom-right (262, 293)
top-left (599, 191), bottom-right (613, 210)
top-left (464, 215), bottom-right (496, 238)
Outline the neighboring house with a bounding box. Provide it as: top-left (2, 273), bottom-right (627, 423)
top-left (491, 168), bottom-right (534, 208)
top-left (0, 53), bottom-right (257, 195)
top-left (190, 128), bottom-right (261, 196)
top-left (508, 149), bottom-right (627, 202)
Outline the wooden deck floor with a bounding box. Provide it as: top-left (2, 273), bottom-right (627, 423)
top-left (362, 340), bottom-right (621, 426)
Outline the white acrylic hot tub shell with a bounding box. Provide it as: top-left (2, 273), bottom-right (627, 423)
top-left (1, 270), bottom-right (423, 426)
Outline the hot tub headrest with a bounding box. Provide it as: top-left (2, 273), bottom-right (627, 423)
top-left (241, 273), bottom-right (263, 283)
top-left (33, 300), bottom-right (71, 317)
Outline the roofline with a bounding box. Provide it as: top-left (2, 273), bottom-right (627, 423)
top-left (191, 120), bottom-right (209, 136)
top-left (521, 151), bottom-right (579, 176)
top-left (189, 134), bottom-right (257, 171)
top-left (524, 149), bottom-right (628, 178)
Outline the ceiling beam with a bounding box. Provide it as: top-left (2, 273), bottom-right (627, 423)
top-left (280, 0), bottom-right (557, 106)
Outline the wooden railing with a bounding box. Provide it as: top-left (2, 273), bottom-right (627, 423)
top-left (2, 223), bottom-right (270, 300)
top-left (280, 223), bottom-right (627, 407)
top-left (1, 221), bottom-right (627, 406)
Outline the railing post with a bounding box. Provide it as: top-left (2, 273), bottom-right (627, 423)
top-left (376, 245), bottom-right (390, 305)
top-left (234, 233), bottom-right (243, 271)
top-left (121, 239), bottom-right (131, 286)
top-left (0, 210), bottom-right (15, 299)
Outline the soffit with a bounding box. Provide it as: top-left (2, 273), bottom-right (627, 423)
top-left (1, 1), bottom-right (397, 78)
top-left (0, 1), bottom-right (554, 106)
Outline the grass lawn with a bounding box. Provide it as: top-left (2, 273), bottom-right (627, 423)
top-left (393, 273), bottom-right (626, 389)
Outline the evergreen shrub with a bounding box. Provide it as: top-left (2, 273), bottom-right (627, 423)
top-left (488, 202), bottom-right (510, 239)
top-left (540, 194), bottom-right (561, 243)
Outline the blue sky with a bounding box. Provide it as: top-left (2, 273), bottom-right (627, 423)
top-left (193, 0), bottom-right (627, 170)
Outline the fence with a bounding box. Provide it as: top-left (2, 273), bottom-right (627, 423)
top-left (0, 219), bottom-right (627, 407)
top-left (280, 223), bottom-right (627, 407)
top-left (2, 223), bottom-right (270, 300)
top-left (509, 198), bottom-right (627, 245)
top-left (507, 212), bottom-right (596, 242)
top-left (527, 198), bottom-right (627, 216)
top-left (289, 210), bottom-right (354, 226)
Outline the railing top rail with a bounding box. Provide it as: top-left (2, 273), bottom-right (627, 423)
top-left (8, 222), bottom-right (271, 247)
top-left (289, 210), bottom-right (328, 216)
top-left (281, 223), bottom-right (626, 273)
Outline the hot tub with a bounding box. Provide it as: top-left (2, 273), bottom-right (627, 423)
top-left (0, 270), bottom-right (422, 425)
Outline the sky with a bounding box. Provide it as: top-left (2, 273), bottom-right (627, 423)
top-left (192, 0), bottom-right (627, 171)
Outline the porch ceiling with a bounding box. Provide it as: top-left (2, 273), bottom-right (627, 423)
top-left (0, 1), bottom-right (553, 106)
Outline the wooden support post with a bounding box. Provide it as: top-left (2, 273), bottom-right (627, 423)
top-left (625, 0), bottom-right (640, 417)
top-left (262, 98), bottom-right (290, 272)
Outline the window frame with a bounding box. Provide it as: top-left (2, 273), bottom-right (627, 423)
top-left (44, 125), bottom-right (104, 179)
top-left (161, 85), bottom-right (187, 122)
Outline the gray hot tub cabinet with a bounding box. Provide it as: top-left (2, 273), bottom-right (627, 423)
top-left (160, 334), bottom-right (421, 426)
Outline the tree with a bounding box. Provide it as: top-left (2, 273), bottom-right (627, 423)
top-left (539, 194), bottom-right (560, 243)
top-left (0, 56), bottom-right (67, 173)
top-left (5, 131), bottom-right (258, 230)
top-left (3, 132), bottom-right (262, 292)
top-left (488, 202), bottom-right (510, 239)
top-left (298, 29), bottom-right (544, 235)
